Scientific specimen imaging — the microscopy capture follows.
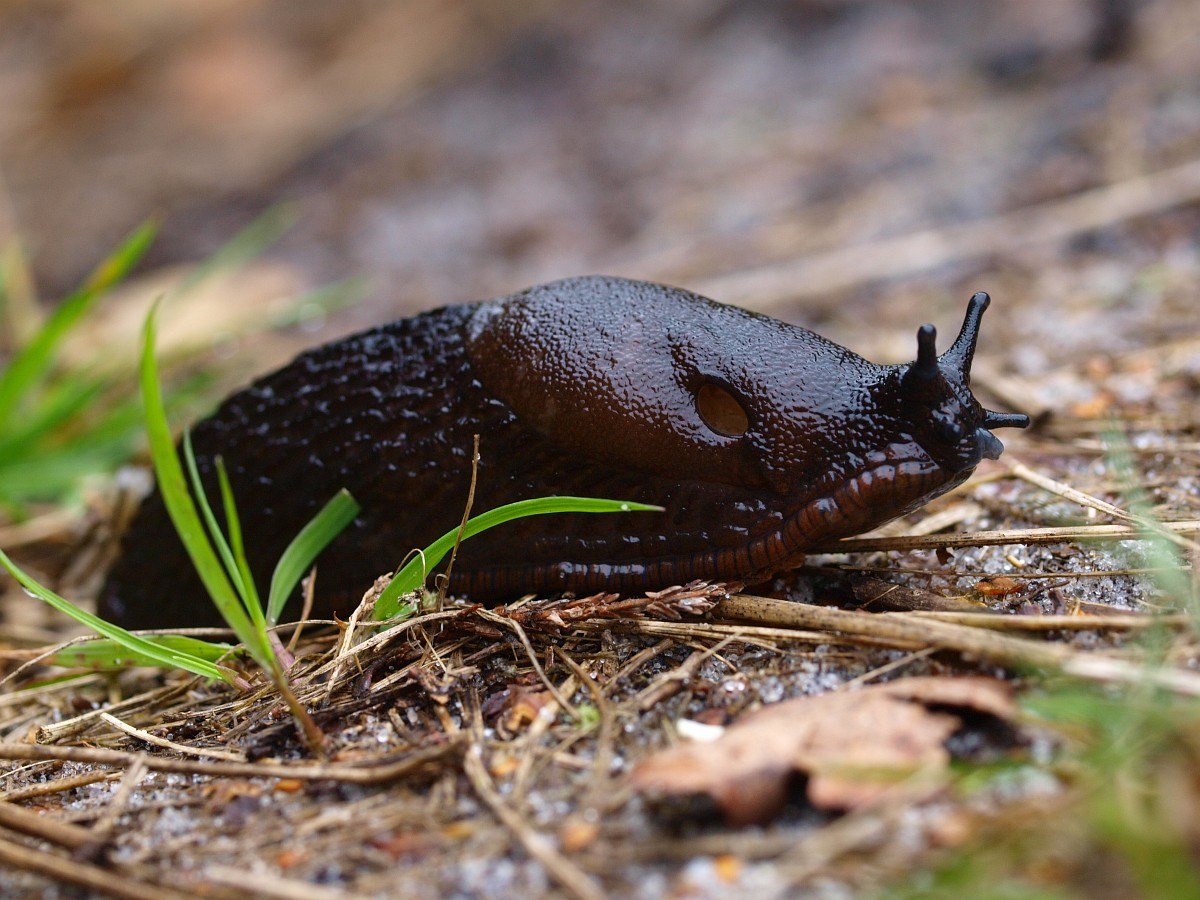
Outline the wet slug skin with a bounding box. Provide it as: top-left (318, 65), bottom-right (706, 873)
top-left (101, 277), bottom-right (1028, 628)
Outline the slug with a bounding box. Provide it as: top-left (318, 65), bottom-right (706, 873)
top-left (100, 277), bottom-right (1029, 629)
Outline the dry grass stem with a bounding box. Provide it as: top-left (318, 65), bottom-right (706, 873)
top-left (717, 594), bottom-right (1200, 695)
top-left (0, 738), bottom-right (463, 784)
top-left (0, 832), bottom-right (191, 900)
top-left (98, 712), bottom-right (245, 761)
top-left (463, 745), bottom-right (606, 900)
top-left (821, 519), bottom-right (1200, 553)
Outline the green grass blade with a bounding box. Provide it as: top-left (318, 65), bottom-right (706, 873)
top-left (50, 635), bottom-right (238, 670)
top-left (268, 277), bottom-right (370, 329)
top-left (140, 304), bottom-right (268, 667)
top-left (0, 376), bottom-right (108, 465)
top-left (0, 549), bottom-right (232, 681)
top-left (177, 205), bottom-right (295, 295)
top-left (213, 455), bottom-right (267, 632)
top-left (373, 497), bottom-right (664, 619)
top-left (266, 489), bottom-right (359, 625)
top-left (182, 434), bottom-right (248, 601)
top-left (0, 221), bottom-right (156, 428)
top-left (0, 444), bottom-right (139, 505)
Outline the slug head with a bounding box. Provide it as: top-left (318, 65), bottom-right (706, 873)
top-left (897, 291), bottom-right (1029, 473)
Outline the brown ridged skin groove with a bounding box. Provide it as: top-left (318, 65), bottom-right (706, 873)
top-left (100, 276), bottom-right (1019, 628)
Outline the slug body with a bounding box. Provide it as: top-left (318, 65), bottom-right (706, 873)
top-left (101, 277), bottom-right (1028, 628)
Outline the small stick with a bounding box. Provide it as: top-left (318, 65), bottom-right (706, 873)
top-left (0, 769), bottom-right (117, 802)
top-left (716, 594), bottom-right (1200, 695)
top-left (464, 744), bottom-right (606, 900)
top-left (1009, 461), bottom-right (1200, 553)
top-left (440, 434), bottom-right (481, 605)
top-left (98, 713), bottom-right (245, 762)
top-left (817, 520), bottom-right (1200, 554)
top-left (286, 567), bottom-right (319, 654)
top-left (0, 799), bottom-right (95, 850)
top-left (555, 651), bottom-right (617, 807)
top-left (202, 865), bottom-right (354, 900)
top-left (80, 755), bottom-right (147, 861)
top-left (0, 832), bottom-right (189, 900)
top-left (37, 683), bottom-right (193, 743)
top-left (0, 738), bottom-right (462, 785)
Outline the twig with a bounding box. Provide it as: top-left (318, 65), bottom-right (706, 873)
top-left (1009, 461), bottom-right (1200, 553)
top-left (0, 738), bottom-right (462, 784)
top-left (0, 509), bottom-right (80, 549)
top-left (38, 683), bottom-right (193, 743)
top-left (202, 865), bottom-right (358, 900)
top-left (0, 769), bottom-right (118, 802)
top-left (0, 831), bottom-right (191, 900)
top-left (510, 674), bottom-right (579, 801)
top-left (604, 639), bottom-right (674, 696)
top-left (0, 799), bottom-right (95, 851)
top-left (463, 744), bottom-right (606, 900)
top-left (287, 568), bottom-right (319, 654)
top-left (439, 434), bottom-right (480, 605)
top-left (98, 712), bottom-right (245, 762)
top-left (716, 594), bottom-right (1200, 695)
top-left (82, 755), bottom-right (147, 860)
top-left (633, 638), bottom-right (736, 711)
top-left (817, 520), bottom-right (1200, 554)
top-left (555, 650), bottom-right (617, 807)
top-left (840, 647), bottom-right (940, 690)
top-left (272, 672), bottom-right (326, 758)
top-left (907, 611), bottom-right (1193, 631)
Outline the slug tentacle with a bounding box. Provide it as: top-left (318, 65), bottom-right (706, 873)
top-left (101, 276), bottom-right (1032, 629)
top-left (983, 411), bottom-right (1032, 429)
top-left (941, 290), bottom-right (991, 376)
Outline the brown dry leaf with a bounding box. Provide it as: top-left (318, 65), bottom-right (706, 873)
top-left (630, 677), bottom-right (1016, 826)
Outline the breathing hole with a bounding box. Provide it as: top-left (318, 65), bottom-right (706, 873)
top-left (696, 383), bottom-right (749, 437)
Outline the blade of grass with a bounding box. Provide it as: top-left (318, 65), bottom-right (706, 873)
top-left (176, 205), bottom-right (295, 295)
top-left (140, 303), bottom-right (267, 667)
top-left (0, 238), bottom-right (40, 350)
top-left (267, 489), bottom-right (360, 625)
top-left (373, 497), bottom-right (664, 619)
top-left (180, 434), bottom-right (250, 605)
top-left (0, 444), bottom-right (141, 505)
top-left (0, 374), bottom-right (107, 464)
top-left (0, 549), bottom-right (233, 681)
top-left (50, 635), bottom-right (238, 670)
top-left (0, 222), bottom-right (156, 428)
top-left (212, 455), bottom-right (268, 633)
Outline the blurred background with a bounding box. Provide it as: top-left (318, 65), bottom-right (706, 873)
top-left (1, 0), bottom-right (1198, 384)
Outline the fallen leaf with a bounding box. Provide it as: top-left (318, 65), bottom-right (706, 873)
top-left (630, 677), bottom-right (1017, 826)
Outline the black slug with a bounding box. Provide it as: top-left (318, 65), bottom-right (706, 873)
top-left (100, 277), bottom-right (1029, 628)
